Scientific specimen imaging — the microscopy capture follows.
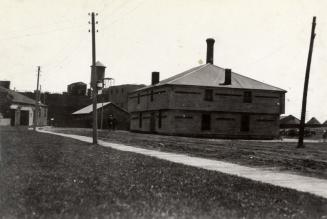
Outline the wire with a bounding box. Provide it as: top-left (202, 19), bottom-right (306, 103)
top-left (0, 23), bottom-right (89, 41)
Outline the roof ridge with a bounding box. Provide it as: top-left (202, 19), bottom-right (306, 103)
top-left (168, 64), bottom-right (209, 84)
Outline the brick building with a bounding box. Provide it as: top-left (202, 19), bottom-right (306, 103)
top-left (100, 84), bottom-right (145, 110)
top-left (128, 38), bottom-right (286, 139)
top-left (67, 82), bottom-right (87, 96)
top-left (21, 91), bottom-right (91, 127)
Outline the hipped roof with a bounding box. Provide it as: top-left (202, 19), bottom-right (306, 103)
top-left (137, 64), bottom-right (285, 92)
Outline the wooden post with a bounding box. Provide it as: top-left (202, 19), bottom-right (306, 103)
top-left (91, 12), bottom-right (98, 144)
top-left (33, 66), bottom-right (40, 131)
top-left (298, 16), bottom-right (316, 148)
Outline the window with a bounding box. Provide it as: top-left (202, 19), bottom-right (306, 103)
top-left (241, 114), bottom-right (250, 132)
top-left (150, 90), bottom-right (154, 102)
top-left (116, 89), bottom-right (118, 94)
top-left (139, 112), bottom-right (142, 128)
top-left (201, 114), bottom-right (211, 131)
top-left (137, 93), bottom-right (140, 104)
top-left (158, 110), bottom-right (162, 128)
top-left (121, 88), bottom-right (124, 93)
top-left (244, 91), bottom-right (252, 103)
top-left (204, 89), bottom-right (213, 101)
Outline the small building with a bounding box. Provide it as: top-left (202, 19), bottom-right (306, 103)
top-left (67, 82), bottom-right (87, 96)
top-left (280, 115), bottom-right (300, 129)
top-left (306, 117), bottom-right (321, 128)
top-left (100, 84), bottom-right (146, 110)
top-left (128, 39), bottom-right (286, 139)
top-left (0, 86), bottom-right (47, 126)
top-left (20, 91), bottom-right (92, 127)
top-left (72, 102), bottom-right (130, 130)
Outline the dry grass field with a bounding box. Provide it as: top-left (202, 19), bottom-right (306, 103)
top-left (1, 126), bottom-right (327, 218)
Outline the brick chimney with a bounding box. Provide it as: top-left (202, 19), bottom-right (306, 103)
top-left (224, 69), bottom-right (232, 85)
top-left (206, 38), bottom-right (215, 64)
top-left (151, 72), bottom-right (160, 85)
top-left (0, 81), bottom-right (10, 89)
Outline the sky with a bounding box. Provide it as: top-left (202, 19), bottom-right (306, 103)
top-left (1, 0), bottom-right (327, 122)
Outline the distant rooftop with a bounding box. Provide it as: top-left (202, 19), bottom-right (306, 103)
top-left (0, 86), bottom-right (46, 106)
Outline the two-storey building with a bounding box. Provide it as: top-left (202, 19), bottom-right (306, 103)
top-left (128, 39), bottom-right (286, 139)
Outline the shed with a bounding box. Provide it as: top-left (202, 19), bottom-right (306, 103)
top-left (280, 115), bottom-right (300, 129)
top-left (72, 102), bottom-right (130, 130)
top-left (0, 86), bottom-right (48, 126)
top-left (306, 117), bottom-right (321, 127)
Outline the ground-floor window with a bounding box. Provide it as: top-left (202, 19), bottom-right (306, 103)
top-left (201, 114), bottom-right (211, 131)
top-left (139, 112), bottom-right (142, 128)
top-left (241, 114), bottom-right (250, 131)
top-left (158, 110), bottom-right (162, 128)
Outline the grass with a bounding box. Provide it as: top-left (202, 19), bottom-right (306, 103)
top-left (49, 127), bottom-right (327, 180)
top-left (1, 126), bottom-right (327, 218)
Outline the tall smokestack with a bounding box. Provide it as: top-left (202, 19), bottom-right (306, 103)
top-left (151, 72), bottom-right (160, 85)
top-left (206, 38), bottom-right (215, 64)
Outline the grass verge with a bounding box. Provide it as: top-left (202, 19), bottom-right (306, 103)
top-left (1, 127), bottom-right (327, 218)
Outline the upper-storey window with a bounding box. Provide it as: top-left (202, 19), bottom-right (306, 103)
top-left (204, 89), bottom-right (213, 101)
top-left (137, 93), bottom-right (140, 104)
top-left (243, 91), bottom-right (252, 103)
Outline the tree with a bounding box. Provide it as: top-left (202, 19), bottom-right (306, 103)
top-left (0, 90), bottom-right (13, 118)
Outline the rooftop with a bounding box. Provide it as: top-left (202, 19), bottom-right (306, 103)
top-left (137, 64), bottom-right (285, 92)
top-left (0, 86), bottom-right (46, 106)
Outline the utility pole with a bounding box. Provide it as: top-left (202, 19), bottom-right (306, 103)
top-left (33, 66), bottom-right (40, 131)
top-left (298, 16), bottom-right (316, 148)
top-left (90, 12), bottom-right (98, 144)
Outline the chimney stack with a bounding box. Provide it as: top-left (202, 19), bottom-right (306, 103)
top-left (206, 38), bottom-right (215, 64)
top-left (0, 81), bottom-right (10, 89)
top-left (224, 69), bottom-right (232, 85)
top-left (151, 72), bottom-right (160, 85)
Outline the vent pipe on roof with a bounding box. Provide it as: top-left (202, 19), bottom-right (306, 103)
top-left (151, 72), bottom-right (160, 85)
top-left (206, 38), bottom-right (215, 64)
top-left (224, 69), bottom-right (232, 85)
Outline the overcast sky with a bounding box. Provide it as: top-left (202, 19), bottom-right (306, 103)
top-left (1, 0), bottom-right (327, 121)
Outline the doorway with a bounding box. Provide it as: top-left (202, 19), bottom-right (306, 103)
top-left (20, 110), bottom-right (29, 125)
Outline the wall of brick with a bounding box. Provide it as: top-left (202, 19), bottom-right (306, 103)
top-left (128, 87), bottom-right (171, 112)
top-left (130, 109), bottom-right (279, 139)
top-left (170, 86), bottom-right (284, 114)
top-left (128, 84), bottom-right (284, 139)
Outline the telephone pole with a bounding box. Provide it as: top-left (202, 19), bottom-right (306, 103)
top-left (298, 16), bottom-right (316, 148)
top-left (90, 12), bottom-right (98, 144)
top-left (33, 66), bottom-right (40, 131)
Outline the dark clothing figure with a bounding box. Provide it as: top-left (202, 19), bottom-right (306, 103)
top-left (323, 131), bottom-right (327, 143)
top-left (108, 115), bottom-right (117, 131)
